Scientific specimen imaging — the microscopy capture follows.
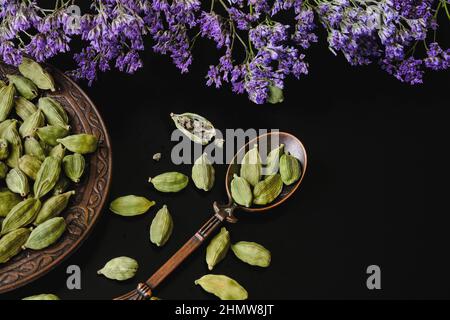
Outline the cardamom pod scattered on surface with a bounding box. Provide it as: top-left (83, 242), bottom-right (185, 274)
top-left (192, 153), bottom-right (215, 191)
top-left (15, 96), bottom-right (38, 121)
top-left (25, 217), bottom-right (66, 250)
top-left (206, 227), bottom-right (230, 270)
top-left (0, 83), bottom-right (15, 122)
top-left (280, 152), bottom-right (302, 186)
top-left (0, 138), bottom-right (9, 160)
top-left (171, 112), bottom-right (216, 145)
top-left (38, 97), bottom-right (69, 129)
top-left (6, 168), bottom-right (29, 197)
top-left (19, 109), bottom-right (45, 138)
top-left (18, 155), bottom-right (42, 180)
top-left (1, 198), bottom-right (41, 235)
top-left (230, 174), bottom-right (253, 208)
top-left (0, 188), bottom-right (21, 217)
top-left (150, 205), bottom-right (173, 247)
top-left (264, 144), bottom-right (284, 175)
top-left (97, 256), bottom-right (138, 281)
top-left (34, 191), bottom-right (75, 225)
top-left (6, 74), bottom-right (38, 100)
top-left (57, 134), bottom-right (98, 154)
top-left (18, 57), bottom-right (56, 91)
top-left (53, 174), bottom-right (70, 195)
top-left (0, 228), bottom-right (30, 264)
top-left (0, 161), bottom-right (7, 179)
top-left (24, 137), bottom-right (46, 161)
top-left (110, 195), bottom-right (155, 217)
top-left (2, 120), bottom-right (23, 168)
top-left (148, 172), bottom-right (189, 193)
top-left (253, 174), bottom-right (283, 205)
top-left (36, 125), bottom-right (69, 147)
top-left (22, 294), bottom-right (60, 300)
top-left (231, 241), bottom-right (271, 267)
top-left (34, 156), bottom-right (61, 199)
top-left (49, 143), bottom-right (66, 160)
top-left (195, 274), bottom-right (248, 300)
top-left (240, 144), bottom-right (262, 187)
top-left (63, 153), bottom-right (85, 183)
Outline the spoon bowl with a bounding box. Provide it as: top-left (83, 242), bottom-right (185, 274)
top-left (225, 131), bottom-right (308, 213)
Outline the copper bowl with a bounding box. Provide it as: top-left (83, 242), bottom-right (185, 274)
top-left (0, 62), bottom-right (112, 294)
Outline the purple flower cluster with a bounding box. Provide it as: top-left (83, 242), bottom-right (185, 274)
top-left (1, 0), bottom-right (449, 104)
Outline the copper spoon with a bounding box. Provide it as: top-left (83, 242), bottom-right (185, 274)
top-left (115, 132), bottom-right (308, 300)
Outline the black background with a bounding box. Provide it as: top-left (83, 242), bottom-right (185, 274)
top-left (2, 4), bottom-right (450, 300)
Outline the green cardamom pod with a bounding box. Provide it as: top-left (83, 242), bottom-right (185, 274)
top-left (240, 144), bottom-right (262, 187)
top-left (15, 96), bottom-right (38, 121)
top-left (231, 241), bottom-right (271, 267)
top-left (53, 174), bottom-right (70, 195)
top-left (206, 227), bottom-right (230, 270)
top-left (0, 138), bottom-right (9, 160)
top-left (267, 85), bottom-right (284, 104)
top-left (265, 144), bottom-right (284, 175)
top-left (49, 144), bottom-right (65, 160)
top-left (0, 188), bottom-right (22, 218)
top-left (150, 205), bottom-right (173, 247)
top-left (24, 217), bottom-right (66, 250)
top-left (6, 168), bottom-right (29, 197)
top-left (19, 109), bottom-right (45, 138)
top-left (148, 172), bottom-right (189, 193)
top-left (2, 120), bottom-right (23, 168)
top-left (38, 97), bottom-right (69, 129)
top-left (192, 153), bottom-right (215, 191)
top-left (34, 191), bottom-right (75, 225)
top-left (34, 156), bottom-right (61, 199)
top-left (63, 153), bottom-right (85, 183)
top-left (279, 152), bottom-right (302, 186)
top-left (195, 274), bottom-right (248, 300)
top-left (57, 134), bottom-right (98, 154)
top-left (22, 294), bottom-right (60, 300)
top-left (253, 174), bottom-right (283, 205)
top-left (97, 256), bottom-right (138, 281)
top-left (230, 174), bottom-right (253, 208)
top-left (0, 161), bottom-right (7, 179)
top-left (36, 125), bottom-right (69, 147)
top-left (0, 228), bottom-right (30, 264)
top-left (170, 112), bottom-right (216, 145)
top-left (18, 155), bottom-right (42, 180)
top-left (1, 198), bottom-right (41, 235)
top-left (0, 119), bottom-right (14, 138)
top-left (18, 57), bottom-right (56, 91)
top-left (24, 137), bottom-right (46, 161)
top-left (6, 74), bottom-right (39, 100)
top-left (109, 195), bottom-right (155, 217)
top-left (0, 83), bottom-right (15, 122)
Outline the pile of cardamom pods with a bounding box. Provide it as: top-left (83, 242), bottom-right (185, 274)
top-left (0, 58), bottom-right (98, 265)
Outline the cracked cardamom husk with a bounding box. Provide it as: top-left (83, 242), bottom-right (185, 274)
top-left (171, 112), bottom-right (216, 145)
top-left (192, 153), bottom-right (215, 191)
top-left (206, 227), bottom-right (230, 270)
top-left (97, 256), bottom-right (138, 281)
top-left (150, 205), bottom-right (173, 247)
